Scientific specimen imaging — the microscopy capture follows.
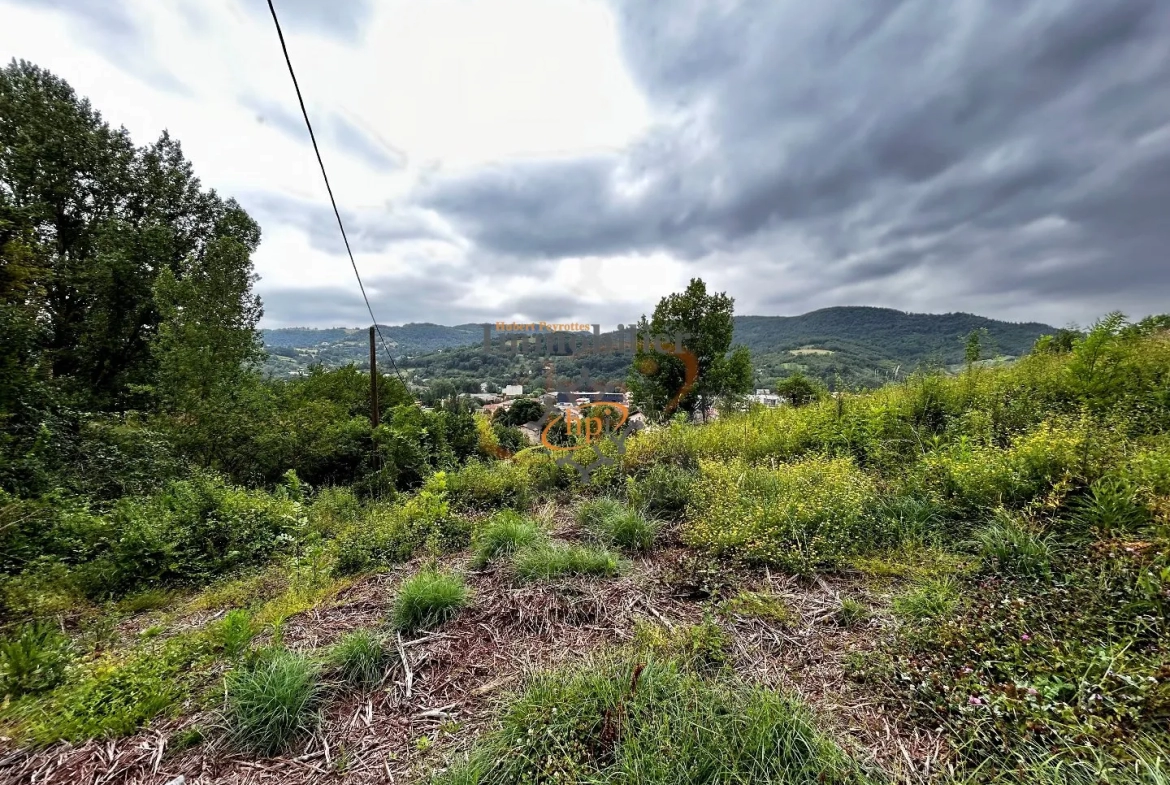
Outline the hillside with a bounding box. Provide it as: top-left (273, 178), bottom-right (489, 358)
top-left (263, 307), bottom-right (1058, 390)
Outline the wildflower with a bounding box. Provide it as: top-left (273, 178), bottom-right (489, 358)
top-left (1020, 633), bottom-right (1031, 641)
top-left (968, 696), bottom-right (984, 705)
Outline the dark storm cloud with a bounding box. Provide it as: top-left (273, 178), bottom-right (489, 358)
top-left (241, 0), bottom-right (373, 43)
top-left (9, 0), bottom-right (190, 93)
top-left (415, 0), bottom-right (1170, 321)
top-left (243, 97), bottom-right (406, 173)
top-left (240, 191), bottom-right (450, 254)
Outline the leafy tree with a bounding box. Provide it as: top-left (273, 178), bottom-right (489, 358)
top-left (498, 397), bottom-right (544, 427)
top-left (775, 372), bottom-right (824, 408)
top-left (628, 278), bottom-right (752, 420)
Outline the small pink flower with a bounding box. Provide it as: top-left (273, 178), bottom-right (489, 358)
top-left (1020, 633), bottom-right (1031, 641)
top-left (1027, 688), bottom-right (1038, 696)
top-left (960, 667), bottom-right (974, 675)
top-left (969, 696), bottom-right (984, 706)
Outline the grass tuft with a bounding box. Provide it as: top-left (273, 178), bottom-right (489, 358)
top-left (391, 569), bottom-right (469, 632)
top-left (836, 596), bottom-right (869, 627)
top-left (470, 510), bottom-right (543, 568)
top-left (225, 648), bottom-right (322, 756)
top-left (973, 512), bottom-right (1054, 577)
top-left (210, 609), bottom-right (256, 659)
top-left (512, 544), bottom-right (621, 582)
top-left (719, 590), bottom-right (793, 625)
top-left (327, 629), bottom-right (390, 691)
top-left (578, 498), bottom-right (659, 551)
top-left (0, 621), bottom-right (73, 699)
top-left (892, 576), bottom-right (960, 621)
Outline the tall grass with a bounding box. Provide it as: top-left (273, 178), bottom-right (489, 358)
top-left (578, 498), bottom-right (659, 551)
top-left (391, 569), bottom-right (469, 631)
top-left (327, 629), bottom-right (389, 691)
top-left (511, 544), bottom-right (621, 582)
top-left (225, 648), bottom-right (322, 756)
top-left (470, 510), bottom-right (543, 568)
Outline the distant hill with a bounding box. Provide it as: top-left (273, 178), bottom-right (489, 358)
top-left (260, 307), bottom-right (1058, 389)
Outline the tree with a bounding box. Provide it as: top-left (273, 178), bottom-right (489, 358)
top-left (627, 278), bottom-right (752, 420)
top-left (498, 397), bottom-right (544, 427)
top-left (775, 372), bottom-right (824, 408)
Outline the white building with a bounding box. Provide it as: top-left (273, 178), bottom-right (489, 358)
top-left (502, 384), bottom-right (524, 397)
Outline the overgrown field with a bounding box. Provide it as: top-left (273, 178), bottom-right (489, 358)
top-left (2, 314), bottom-right (1170, 784)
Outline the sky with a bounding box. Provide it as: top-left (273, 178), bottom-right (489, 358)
top-left (2, 0), bottom-right (1169, 330)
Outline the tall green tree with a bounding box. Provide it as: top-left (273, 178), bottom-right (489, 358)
top-left (628, 278), bottom-right (752, 420)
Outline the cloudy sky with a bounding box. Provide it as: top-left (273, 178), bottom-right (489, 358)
top-left (3, 0), bottom-right (1169, 329)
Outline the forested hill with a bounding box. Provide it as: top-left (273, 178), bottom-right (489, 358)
top-left (262, 307), bottom-right (1059, 390)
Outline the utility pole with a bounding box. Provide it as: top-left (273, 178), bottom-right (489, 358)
top-left (369, 325), bottom-right (380, 428)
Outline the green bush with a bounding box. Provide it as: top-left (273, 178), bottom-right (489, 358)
top-left (327, 629), bottom-right (389, 691)
top-left (512, 544), bottom-right (622, 582)
top-left (0, 621), bottom-right (73, 698)
top-left (1069, 477), bottom-right (1151, 538)
top-left (391, 569), bottom-right (469, 632)
top-left (578, 498), bottom-right (659, 551)
top-left (973, 512), bottom-right (1055, 578)
top-left (686, 457), bottom-right (877, 572)
top-left (447, 460), bottom-right (532, 511)
top-left (225, 648), bottom-right (322, 756)
top-left (625, 463), bottom-right (696, 520)
top-left (210, 609), bottom-right (256, 659)
top-left (470, 510), bottom-right (544, 568)
top-left (436, 656), bottom-right (867, 784)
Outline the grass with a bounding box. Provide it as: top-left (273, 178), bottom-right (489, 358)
top-left (578, 498), bottom-right (659, 551)
top-left (719, 590), bottom-right (793, 625)
top-left (892, 576), bottom-right (960, 621)
top-left (327, 629), bottom-right (390, 691)
top-left (435, 654), bottom-right (870, 784)
top-left (225, 648), bottom-right (322, 756)
top-left (470, 510), bottom-right (543, 567)
top-left (836, 596), bottom-right (869, 627)
top-left (391, 569), bottom-right (469, 632)
top-left (973, 512), bottom-right (1055, 577)
top-left (511, 543), bottom-right (622, 582)
top-left (0, 621), bottom-right (73, 698)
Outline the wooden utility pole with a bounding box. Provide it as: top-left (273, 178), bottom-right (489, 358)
top-left (369, 325), bottom-right (380, 428)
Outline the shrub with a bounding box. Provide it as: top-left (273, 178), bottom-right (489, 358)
top-left (625, 463), bottom-right (696, 520)
top-left (306, 486), bottom-right (361, 538)
top-left (686, 457), bottom-right (878, 572)
top-left (391, 569), bottom-right (469, 631)
top-left (447, 461), bottom-right (531, 511)
top-left (327, 630), bottom-right (389, 691)
top-left (892, 577), bottom-right (960, 621)
top-left (0, 621), bottom-right (73, 698)
top-left (512, 544), bottom-right (621, 582)
top-left (578, 498), bottom-right (659, 551)
top-left (225, 648), bottom-right (322, 756)
top-left (973, 512), bottom-right (1055, 577)
top-left (435, 656), bottom-right (866, 784)
top-left (470, 510), bottom-right (543, 568)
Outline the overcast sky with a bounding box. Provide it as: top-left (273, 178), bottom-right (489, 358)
top-left (3, 0), bottom-right (1168, 329)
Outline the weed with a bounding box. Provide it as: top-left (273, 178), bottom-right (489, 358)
top-left (391, 569), bottom-right (469, 631)
top-left (211, 609), bottom-right (256, 659)
top-left (512, 544), bottom-right (621, 582)
top-left (470, 510), bottom-right (543, 568)
top-left (116, 588), bottom-right (175, 614)
top-left (328, 629), bottom-right (390, 691)
top-left (836, 596), bottom-right (869, 627)
top-left (893, 576), bottom-right (960, 621)
top-left (225, 648), bottom-right (322, 756)
top-left (625, 464), bottom-right (696, 520)
top-left (973, 512), bottom-right (1054, 577)
top-left (579, 498), bottom-right (659, 551)
top-left (719, 590), bottom-right (793, 625)
top-left (0, 621), bottom-right (73, 698)
top-left (632, 618), bottom-right (730, 671)
top-left (1069, 476), bottom-right (1150, 538)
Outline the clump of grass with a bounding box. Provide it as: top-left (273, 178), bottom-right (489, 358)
top-left (435, 655), bottom-right (867, 784)
top-left (892, 576), bottom-right (960, 621)
top-left (512, 544), bottom-right (621, 582)
top-left (632, 618), bottom-right (729, 672)
top-left (719, 590), bottom-right (792, 625)
top-left (210, 609), bottom-right (256, 659)
top-left (327, 629), bottom-right (389, 691)
top-left (579, 498), bottom-right (659, 552)
top-left (836, 596), bottom-right (869, 627)
top-left (0, 621), bottom-right (73, 698)
top-left (1069, 476), bottom-right (1150, 538)
top-left (391, 569), bottom-right (469, 631)
top-left (973, 512), bottom-right (1054, 577)
top-left (470, 510), bottom-right (543, 568)
top-left (225, 648), bottom-right (322, 756)
top-left (117, 588), bottom-right (176, 614)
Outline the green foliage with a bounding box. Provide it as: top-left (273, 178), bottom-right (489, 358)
top-left (494, 397), bottom-right (544, 427)
top-left (391, 569), bottom-right (469, 632)
top-left (0, 621), bottom-right (72, 698)
top-left (225, 648), bottom-right (322, 756)
top-left (632, 618), bottom-right (730, 672)
top-left (775, 372), bottom-right (826, 407)
top-left (210, 609), bottom-right (256, 659)
top-left (327, 630), bottom-right (390, 691)
top-left (836, 597), bottom-right (869, 627)
top-left (686, 457), bottom-right (878, 572)
top-left (973, 512), bottom-right (1055, 578)
top-left (512, 544), bottom-right (622, 582)
top-left (624, 463), bottom-right (696, 520)
top-left (435, 655), bottom-right (868, 784)
top-left (577, 498), bottom-right (659, 551)
top-left (470, 510), bottom-right (543, 568)
top-left (892, 576), bottom-right (960, 621)
top-left (1069, 476), bottom-right (1151, 538)
top-left (447, 460), bottom-right (532, 511)
top-left (719, 591), bottom-right (793, 625)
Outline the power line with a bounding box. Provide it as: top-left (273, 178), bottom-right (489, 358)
top-left (265, 0), bottom-right (408, 388)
